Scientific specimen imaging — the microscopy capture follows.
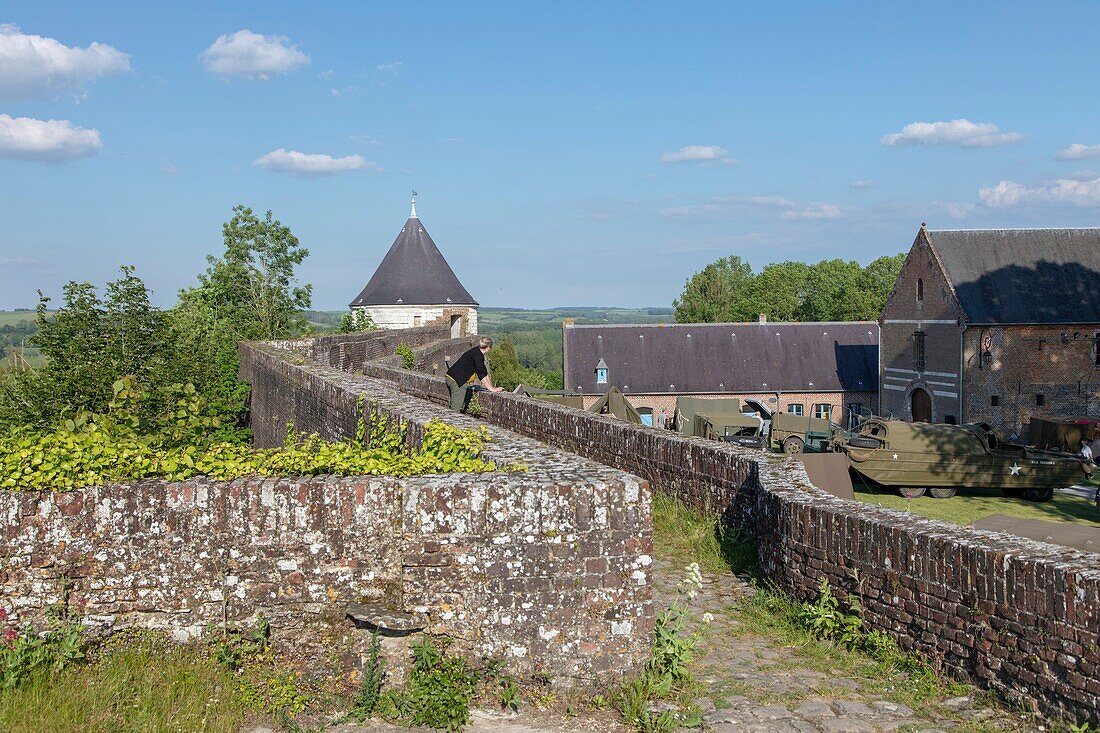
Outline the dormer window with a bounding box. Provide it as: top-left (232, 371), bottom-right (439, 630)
top-left (595, 358), bottom-right (609, 384)
top-left (917, 278), bottom-right (924, 302)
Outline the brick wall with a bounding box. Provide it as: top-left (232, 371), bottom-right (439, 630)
top-left (302, 327), bottom-right (1100, 726)
top-left (963, 325), bottom-right (1100, 433)
top-left (756, 466), bottom-right (1100, 724)
top-left (0, 466), bottom-right (651, 680)
top-left (880, 230), bottom-right (966, 422)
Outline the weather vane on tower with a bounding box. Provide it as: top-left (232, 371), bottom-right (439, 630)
top-left (410, 190), bottom-right (418, 218)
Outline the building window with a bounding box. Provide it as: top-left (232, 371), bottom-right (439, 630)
top-left (944, 415), bottom-right (957, 425)
top-left (813, 403), bottom-right (832, 420)
top-left (787, 403), bottom-right (804, 416)
top-left (917, 278), bottom-right (924, 302)
top-left (596, 368), bottom-right (608, 384)
top-left (991, 395), bottom-right (1000, 407)
top-left (1035, 393), bottom-right (1045, 407)
top-left (912, 331), bottom-right (926, 371)
top-left (1094, 333), bottom-right (1100, 367)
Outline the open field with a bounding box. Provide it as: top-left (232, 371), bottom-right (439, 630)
top-left (853, 477), bottom-right (1100, 527)
top-left (0, 310), bottom-right (38, 328)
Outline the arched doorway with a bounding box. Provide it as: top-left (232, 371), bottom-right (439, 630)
top-left (911, 388), bottom-right (932, 423)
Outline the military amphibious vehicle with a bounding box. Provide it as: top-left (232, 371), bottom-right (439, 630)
top-left (833, 418), bottom-right (1093, 501)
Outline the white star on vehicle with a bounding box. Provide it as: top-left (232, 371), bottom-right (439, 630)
top-left (1009, 463), bottom-right (1021, 476)
top-left (892, 453), bottom-right (898, 460)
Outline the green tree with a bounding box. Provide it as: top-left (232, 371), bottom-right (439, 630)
top-left (673, 256), bottom-right (754, 323)
top-left (0, 267), bottom-right (171, 428)
top-left (849, 253), bottom-right (906, 320)
top-left (487, 338), bottom-right (561, 392)
top-left (172, 206), bottom-right (312, 405)
top-left (796, 259), bottom-right (863, 321)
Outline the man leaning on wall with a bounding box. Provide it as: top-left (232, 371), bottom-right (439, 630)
top-left (445, 336), bottom-right (504, 412)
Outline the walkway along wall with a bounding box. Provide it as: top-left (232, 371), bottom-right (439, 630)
top-left (296, 328), bottom-right (1100, 727)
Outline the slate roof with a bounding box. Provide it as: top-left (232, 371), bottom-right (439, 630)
top-left (563, 322), bottom-right (879, 395)
top-left (350, 216), bottom-right (477, 307)
top-left (925, 228), bottom-right (1100, 325)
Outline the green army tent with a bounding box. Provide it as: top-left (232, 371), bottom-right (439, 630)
top-left (589, 387), bottom-right (643, 424)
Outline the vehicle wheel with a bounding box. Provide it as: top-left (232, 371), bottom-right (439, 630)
top-left (848, 437), bottom-right (880, 449)
top-left (782, 436), bottom-right (805, 455)
top-left (1023, 487), bottom-right (1054, 502)
top-left (898, 487), bottom-right (926, 498)
top-left (929, 487), bottom-right (957, 499)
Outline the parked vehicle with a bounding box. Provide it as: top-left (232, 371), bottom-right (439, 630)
top-left (674, 396), bottom-right (765, 448)
top-left (832, 418), bottom-right (1094, 501)
top-left (770, 412), bottom-right (836, 454)
top-left (770, 404), bottom-right (872, 454)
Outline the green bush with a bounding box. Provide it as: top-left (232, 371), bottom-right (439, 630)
top-left (0, 380), bottom-right (495, 491)
top-left (386, 637), bottom-right (478, 731)
top-left (0, 612), bottom-right (85, 690)
top-left (395, 344), bottom-right (415, 370)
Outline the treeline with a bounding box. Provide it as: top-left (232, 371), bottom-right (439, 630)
top-left (0, 206), bottom-right (312, 432)
top-left (673, 254), bottom-right (906, 324)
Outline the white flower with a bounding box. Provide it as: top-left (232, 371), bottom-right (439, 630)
top-left (702, 612), bottom-right (715, 624)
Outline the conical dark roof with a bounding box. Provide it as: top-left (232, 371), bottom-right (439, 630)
top-left (350, 215), bottom-right (478, 307)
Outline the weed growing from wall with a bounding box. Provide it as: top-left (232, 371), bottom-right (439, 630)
top-left (395, 344), bottom-right (415, 370)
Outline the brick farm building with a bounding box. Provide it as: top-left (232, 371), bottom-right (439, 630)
top-left (879, 225), bottom-right (1100, 432)
top-left (562, 319), bottom-right (879, 426)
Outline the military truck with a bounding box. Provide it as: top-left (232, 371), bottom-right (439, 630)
top-left (674, 396), bottom-right (765, 448)
top-left (832, 418), bottom-right (1094, 500)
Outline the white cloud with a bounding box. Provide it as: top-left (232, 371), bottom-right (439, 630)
top-left (0, 257), bottom-right (43, 266)
top-left (1068, 169), bottom-right (1099, 181)
top-left (330, 85), bottom-right (358, 98)
top-left (161, 162), bottom-right (179, 175)
top-left (945, 202), bottom-right (975, 219)
top-left (0, 114), bottom-right (102, 161)
top-left (978, 177), bottom-right (1100, 207)
top-left (881, 119), bottom-right (1023, 148)
top-left (0, 24), bottom-right (129, 100)
top-left (1057, 143), bottom-right (1100, 161)
top-left (253, 148), bottom-right (380, 176)
top-left (742, 195), bottom-right (796, 207)
top-left (202, 30), bottom-right (309, 79)
top-left (852, 179), bottom-right (876, 188)
top-left (349, 132), bottom-right (383, 146)
top-left (779, 204), bottom-right (842, 221)
top-left (660, 145), bottom-right (736, 164)
top-left (375, 61), bottom-right (402, 75)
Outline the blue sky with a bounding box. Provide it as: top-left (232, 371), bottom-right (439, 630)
top-left (1, 1), bottom-right (1099, 310)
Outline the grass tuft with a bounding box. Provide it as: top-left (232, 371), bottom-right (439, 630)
top-left (0, 641), bottom-right (248, 733)
top-left (652, 493), bottom-right (757, 575)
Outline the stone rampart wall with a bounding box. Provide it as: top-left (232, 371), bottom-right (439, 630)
top-left (0, 337), bottom-right (654, 683)
top-left (303, 328), bottom-right (1100, 726)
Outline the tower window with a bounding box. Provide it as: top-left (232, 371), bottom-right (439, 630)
top-left (1035, 393), bottom-right (1045, 407)
top-left (917, 277), bottom-right (924, 302)
top-left (991, 395), bottom-right (1000, 407)
top-left (596, 368), bottom-right (608, 384)
top-left (913, 331), bottom-right (926, 371)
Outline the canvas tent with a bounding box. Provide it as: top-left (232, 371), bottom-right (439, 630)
top-left (589, 387), bottom-right (643, 424)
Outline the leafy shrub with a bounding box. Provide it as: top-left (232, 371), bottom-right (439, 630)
top-left (387, 637), bottom-right (478, 731)
top-left (796, 576), bottom-right (863, 649)
top-left (339, 311), bottom-right (378, 334)
top-left (0, 381), bottom-right (496, 491)
top-left (0, 608), bottom-right (85, 690)
top-left (395, 344), bottom-right (415, 370)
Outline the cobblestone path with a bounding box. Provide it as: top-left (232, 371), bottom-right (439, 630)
top-left (651, 559), bottom-right (1031, 733)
